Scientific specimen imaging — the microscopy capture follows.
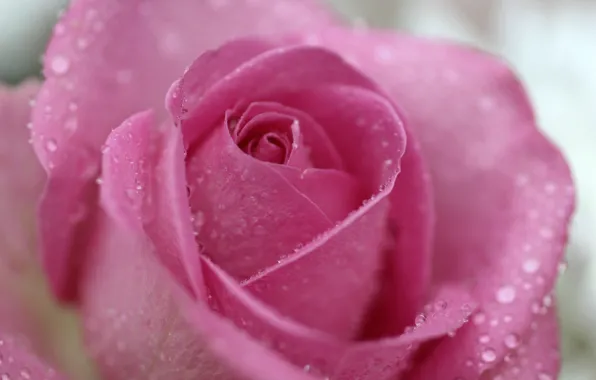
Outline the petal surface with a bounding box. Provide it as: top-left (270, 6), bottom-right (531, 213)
top-left (308, 28), bottom-right (574, 377)
top-left (0, 334), bottom-right (67, 380)
top-left (176, 40), bottom-right (407, 338)
top-left (0, 81), bottom-right (44, 269)
top-left (203, 257), bottom-right (476, 380)
top-left (101, 110), bottom-right (202, 297)
top-left (31, 0), bottom-right (337, 301)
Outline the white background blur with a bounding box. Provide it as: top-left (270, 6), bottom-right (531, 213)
top-left (0, 1), bottom-right (594, 378)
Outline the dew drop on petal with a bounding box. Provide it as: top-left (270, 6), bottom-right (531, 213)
top-left (473, 312), bottom-right (486, 325)
top-left (504, 333), bottom-right (520, 349)
top-left (480, 348), bottom-right (497, 363)
top-left (522, 258), bottom-right (540, 274)
top-left (50, 55), bottom-right (70, 75)
top-left (496, 285), bottom-right (516, 304)
top-left (414, 314), bottom-right (426, 327)
top-left (46, 138), bottom-right (58, 152)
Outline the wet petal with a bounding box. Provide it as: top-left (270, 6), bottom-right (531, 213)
top-left (31, 0), bottom-right (336, 301)
top-left (101, 110), bottom-right (203, 297)
top-left (203, 257), bottom-right (476, 380)
top-left (311, 28), bottom-right (574, 377)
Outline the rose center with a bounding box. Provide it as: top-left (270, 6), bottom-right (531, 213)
top-left (231, 112), bottom-right (298, 165)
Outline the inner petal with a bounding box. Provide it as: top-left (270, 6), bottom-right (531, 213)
top-left (228, 102), bottom-right (345, 171)
top-left (232, 112), bottom-right (304, 166)
top-left (246, 132), bottom-right (289, 164)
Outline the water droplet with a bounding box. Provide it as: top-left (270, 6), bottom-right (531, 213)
top-left (522, 258), bottom-right (540, 274)
top-left (19, 369), bottom-right (31, 379)
top-left (479, 334), bottom-right (490, 344)
top-left (539, 227), bottom-right (554, 239)
top-left (473, 312), bottom-right (486, 325)
top-left (558, 261), bottom-right (568, 274)
top-left (414, 314), bottom-right (426, 327)
top-left (434, 300), bottom-right (447, 311)
top-left (54, 23), bottom-right (66, 36)
top-left (1, 374), bottom-right (10, 380)
top-left (496, 285), bottom-right (516, 304)
top-left (504, 333), bottom-right (520, 349)
top-left (480, 348), bottom-right (497, 363)
top-left (496, 285), bottom-right (515, 304)
top-left (538, 373), bottom-right (553, 380)
top-left (542, 294), bottom-right (553, 307)
top-left (50, 55), bottom-right (70, 75)
top-left (65, 117), bottom-right (78, 132)
top-left (96, 177), bottom-right (103, 185)
top-left (374, 45), bottom-right (395, 63)
top-left (46, 138), bottom-right (58, 152)
top-left (77, 37), bottom-right (89, 50)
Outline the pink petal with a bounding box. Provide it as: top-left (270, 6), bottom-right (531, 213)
top-left (480, 307), bottom-right (560, 380)
top-left (174, 43), bottom-right (380, 148)
top-left (229, 101), bottom-right (343, 170)
top-left (101, 110), bottom-right (203, 297)
top-left (79, 207), bottom-right (318, 380)
top-left (31, 0), bottom-right (336, 301)
top-left (359, 134), bottom-right (434, 338)
top-left (0, 333), bottom-right (66, 380)
top-left (310, 28), bottom-right (574, 376)
top-left (186, 122), bottom-right (332, 280)
top-left (203, 257), bottom-right (476, 380)
top-left (0, 81), bottom-right (44, 269)
top-left (0, 81), bottom-right (57, 369)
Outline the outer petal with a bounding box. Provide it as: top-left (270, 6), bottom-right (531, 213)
top-left (479, 307), bottom-right (560, 380)
top-left (311, 28), bottom-right (574, 377)
top-left (0, 334), bottom-right (67, 380)
top-left (101, 111), bottom-right (203, 297)
top-left (278, 86), bottom-right (434, 336)
top-left (0, 81), bottom-right (68, 380)
top-left (203, 256), bottom-right (476, 380)
top-left (0, 82), bottom-right (100, 380)
top-left (83, 200), bottom-right (321, 380)
top-left (0, 81), bottom-right (44, 267)
top-left (175, 41), bottom-right (409, 338)
top-left (31, 0), bottom-right (337, 300)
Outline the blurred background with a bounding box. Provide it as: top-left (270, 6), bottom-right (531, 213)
top-left (1, 0), bottom-right (594, 378)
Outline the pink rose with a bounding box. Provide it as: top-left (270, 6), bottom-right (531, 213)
top-left (2, 0), bottom-right (573, 379)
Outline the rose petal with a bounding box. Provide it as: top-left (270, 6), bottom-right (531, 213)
top-left (101, 110), bottom-right (203, 297)
top-left (0, 81), bottom-right (44, 269)
top-left (358, 134), bottom-right (434, 338)
top-left (79, 207), bottom-right (320, 380)
top-left (252, 84), bottom-right (425, 336)
top-left (478, 307), bottom-right (560, 380)
top-left (174, 43), bottom-right (380, 148)
top-left (31, 0), bottom-right (336, 301)
top-left (0, 333), bottom-right (67, 380)
top-left (230, 101), bottom-right (344, 170)
top-left (186, 122), bottom-right (332, 280)
top-left (311, 28), bottom-right (574, 377)
top-left (203, 257), bottom-right (476, 380)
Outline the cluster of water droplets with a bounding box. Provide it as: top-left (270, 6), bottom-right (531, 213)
top-left (0, 336), bottom-right (57, 380)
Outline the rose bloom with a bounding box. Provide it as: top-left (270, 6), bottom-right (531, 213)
top-left (0, 1), bottom-right (575, 380)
